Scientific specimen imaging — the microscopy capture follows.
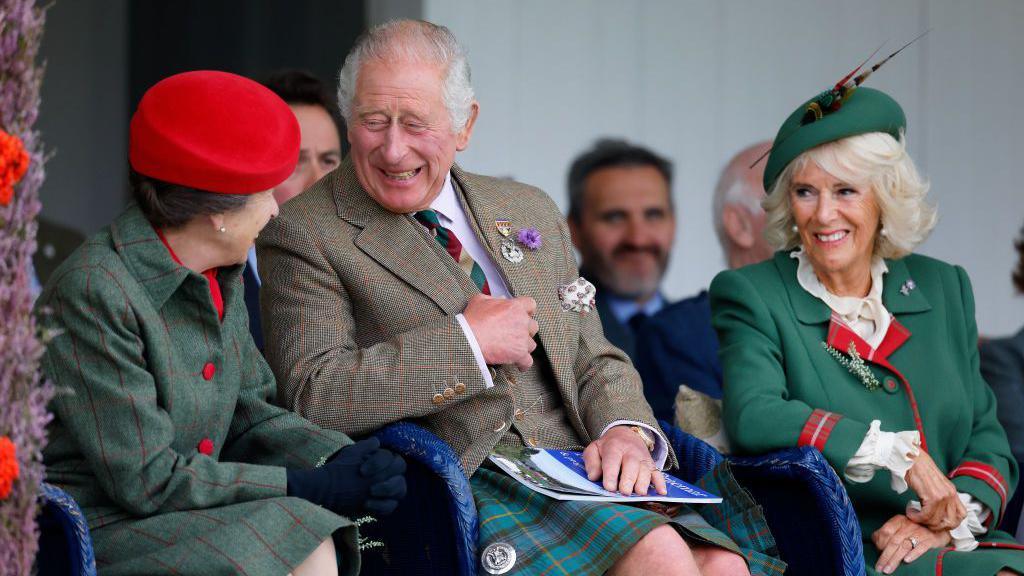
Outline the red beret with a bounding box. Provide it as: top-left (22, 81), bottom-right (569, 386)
top-left (129, 70), bottom-right (300, 194)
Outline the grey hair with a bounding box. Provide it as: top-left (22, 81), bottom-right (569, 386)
top-left (762, 131), bottom-right (937, 259)
top-left (337, 20), bottom-right (475, 132)
top-left (712, 141), bottom-right (772, 249)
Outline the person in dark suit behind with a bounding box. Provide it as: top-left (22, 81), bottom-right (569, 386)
top-left (981, 222), bottom-right (1024, 540)
top-left (630, 142), bottom-right (775, 422)
top-left (243, 70), bottom-right (343, 350)
top-left (564, 139), bottom-right (737, 422)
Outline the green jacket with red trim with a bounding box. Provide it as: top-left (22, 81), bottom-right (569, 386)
top-left (711, 250), bottom-right (1017, 539)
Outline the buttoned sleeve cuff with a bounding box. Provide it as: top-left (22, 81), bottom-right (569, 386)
top-left (844, 420), bottom-right (920, 493)
top-left (907, 493), bottom-right (990, 552)
top-left (600, 421), bottom-right (669, 469)
top-left (455, 313), bottom-right (494, 388)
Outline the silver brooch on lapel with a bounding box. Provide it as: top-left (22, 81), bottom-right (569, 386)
top-left (501, 239), bottom-right (524, 263)
top-left (899, 279), bottom-right (917, 296)
top-left (558, 276), bottom-right (597, 313)
top-left (481, 542), bottom-right (516, 574)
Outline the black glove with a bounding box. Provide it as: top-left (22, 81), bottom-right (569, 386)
top-left (287, 436), bottom-right (407, 516)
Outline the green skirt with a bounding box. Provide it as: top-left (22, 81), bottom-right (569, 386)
top-left (472, 461), bottom-right (785, 576)
top-left (89, 496), bottom-right (357, 576)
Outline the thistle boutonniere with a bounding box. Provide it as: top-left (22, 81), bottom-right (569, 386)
top-left (822, 341), bottom-right (881, 391)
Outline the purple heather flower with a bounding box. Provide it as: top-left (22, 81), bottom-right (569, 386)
top-left (0, 0), bottom-right (54, 569)
top-left (516, 227), bottom-right (542, 250)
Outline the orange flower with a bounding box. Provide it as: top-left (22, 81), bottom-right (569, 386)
top-left (0, 129), bottom-right (30, 207)
top-left (0, 436), bottom-right (18, 499)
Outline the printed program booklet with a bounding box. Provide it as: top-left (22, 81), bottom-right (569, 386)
top-left (487, 446), bottom-right (722, 503)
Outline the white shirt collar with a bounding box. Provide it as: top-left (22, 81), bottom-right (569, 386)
top-left (792, 248), bottom-right (890, 348)
top-left (429, 172), bottom-right (458, 223)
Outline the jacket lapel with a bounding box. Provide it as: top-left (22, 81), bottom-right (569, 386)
top-left (882, 257), bottom-right (932, 316)
top-left (333, 159), bottom-right (469, 315)
top-left (452, 165), bottom-right (572, 377)
top-left (774, 251), bottom-right (831, 325)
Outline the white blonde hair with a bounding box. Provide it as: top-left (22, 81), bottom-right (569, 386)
top-left (762, 132), bottom-right (937, 259)
top-left (337, 19), bottom-right (475, 133)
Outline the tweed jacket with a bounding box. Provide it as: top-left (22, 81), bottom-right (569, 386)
top-left (257, 159), bottom-right (672, 474)
top-left (39, 205), bottom-right (357, 575)
top-left (711, 251), bottom-right (1024, 573)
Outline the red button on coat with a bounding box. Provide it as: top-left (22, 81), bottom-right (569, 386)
top-left (202, 362), bottom-right (216, 380)
top-left (198, 438), bottom-right (214, 455)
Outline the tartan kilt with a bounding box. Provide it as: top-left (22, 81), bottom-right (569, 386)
top-left (472, 461), bottom-right (785, 576)
top-left (89, 496), bottom-right (358, 576)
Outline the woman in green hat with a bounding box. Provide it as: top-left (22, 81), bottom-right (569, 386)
top-left (710, 84), bottom-right (1024, 575)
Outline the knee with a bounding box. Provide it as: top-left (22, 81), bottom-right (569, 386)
top-left (694, 546), bottom-right (750, 576)
top-left (634, 524), bottom-right (689, 556)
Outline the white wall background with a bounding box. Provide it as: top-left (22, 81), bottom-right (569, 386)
top-left (420, 0), bottom-right (1024, 337)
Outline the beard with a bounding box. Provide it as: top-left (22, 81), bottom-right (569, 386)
top-left (590, 244), bottom-right (668, 300)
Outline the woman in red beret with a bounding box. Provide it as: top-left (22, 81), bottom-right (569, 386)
top-left (37, 70), bottom-right (406, 576)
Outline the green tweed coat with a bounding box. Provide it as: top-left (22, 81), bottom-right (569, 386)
top-left (257, 159), bottom-right (674, 475)
top-left (711, 250), bottom-right (1024, 575)
top-left (39, 205), bottom-right (359, 576)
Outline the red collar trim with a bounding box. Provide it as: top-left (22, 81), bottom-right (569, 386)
top-left (826, 313), bottom-right (910, 364)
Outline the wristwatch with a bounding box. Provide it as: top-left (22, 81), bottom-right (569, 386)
top-left (629, 426), bottom-right (656, 452)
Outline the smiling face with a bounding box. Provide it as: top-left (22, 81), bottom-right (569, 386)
top-left (346, 58), bottom-right (478, 213)
top-left (569, 165), bottom-right (676, 301)
top-left (789, 160), bottom-right (880, 295)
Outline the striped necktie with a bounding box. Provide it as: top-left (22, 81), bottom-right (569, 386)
top-left (415, 209), bottom-right (491, 295)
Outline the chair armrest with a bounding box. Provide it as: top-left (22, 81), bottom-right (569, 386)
top-left (38, 481), bottom-right (97, 576)
top-left (658, 420), bottom-right (724, 482)
top-left (728, 447), bottom-right (865, 576)
top-left (372, 421), bottom-right (478, 576)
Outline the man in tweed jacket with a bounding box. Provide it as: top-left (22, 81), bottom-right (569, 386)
top-left (259, 20), bottom-right (763, 576)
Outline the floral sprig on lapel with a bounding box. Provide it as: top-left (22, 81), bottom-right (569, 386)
top-left (516, 227), bottom-right (542, 250)
top-left (822, 341), bottom-right (881, 391)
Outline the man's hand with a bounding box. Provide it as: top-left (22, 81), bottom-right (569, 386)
top-left (905, 450), bottom-right (966, 531)
top-left (871, 513), bottom-right (952, 574)
top-left (463, 294), bottom-right (538, 371)
top-left (582, 425), bottom-right (666, 496)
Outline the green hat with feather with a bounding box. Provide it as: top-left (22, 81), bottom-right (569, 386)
top-left (763, 88), bottom-right (905, 193)
top-left (760, 32), bottom-right (928, 193)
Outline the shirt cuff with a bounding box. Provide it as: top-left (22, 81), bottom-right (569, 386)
top-left (455, 313), bottom-right (494, 389)
top-left (908, 493), bottom-right (990, 552)
top-left (844, 420), bottom-right (920, 493)
top-left (600, 421), bottom-right (668, 469)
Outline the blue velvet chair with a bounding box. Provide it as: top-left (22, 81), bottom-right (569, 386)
top-left (360, 421), bottom-right (866, 576)
top-left (36, 422), bottom-right (864, 576)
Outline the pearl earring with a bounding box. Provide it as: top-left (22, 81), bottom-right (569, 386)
top-left (218, 226), bottom-right (227, 233)
top-left (791, 225), bottom-right (798, 233)
top-left (880, 227), bottom-right (888, 237)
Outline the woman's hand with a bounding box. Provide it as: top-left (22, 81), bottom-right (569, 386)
top-left (905, 450), bottom-right (966, 531)
top-left (872, 514), bottom-right (952, 574)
